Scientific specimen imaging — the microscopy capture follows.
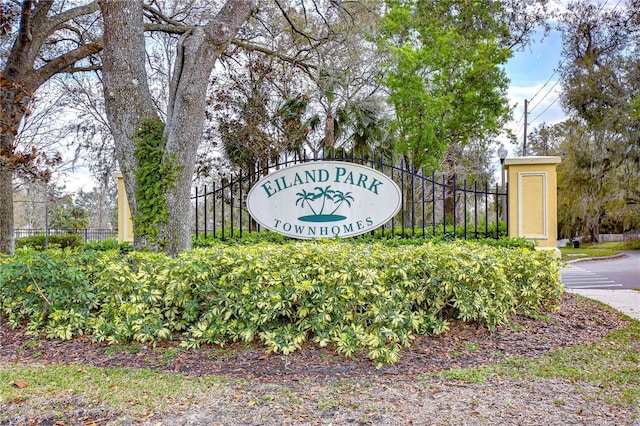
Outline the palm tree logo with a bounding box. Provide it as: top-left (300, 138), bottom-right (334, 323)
top-left (295, 185), bottom-right (354, 222)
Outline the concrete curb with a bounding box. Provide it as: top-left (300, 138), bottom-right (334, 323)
top-left (564, 253), bottom-right (627, 264)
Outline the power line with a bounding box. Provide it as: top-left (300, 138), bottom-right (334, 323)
top-left (527, 0), bottom-right (618, 124)
top-left (514, 121), bottom-right (524, 136)
top-left (597, 0), bottom-right (611, 13)
top-left (529, 97), bottom-right (559, 125)
top-left (528, 79), bottom-right (561, 113)
top-left (514, 110), bottom-right (524, 128)
top-left (529, 69), bottom-right (558, 104)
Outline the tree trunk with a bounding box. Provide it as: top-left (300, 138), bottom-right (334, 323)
top-left (162, 0), bottom-right (256, 256)
top-left (587, 209), bottom-right (602, 243)
top-left (100, 0), bottom-right (159, 251)
top-left (100, 0), bottom-right (256, 255)
top-left (0, 86), bottom-right (32, 254)
top-left (0, 166), bottom-right (14, 254)
top-left (0, 106), bottom-right (15, 253)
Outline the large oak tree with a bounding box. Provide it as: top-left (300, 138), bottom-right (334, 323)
top-left (0, 0), bottom-right (102, 254)
top-left (99, 0), bottom-right (256, 255)
top-left (555, 0), bottom-right (640, 240)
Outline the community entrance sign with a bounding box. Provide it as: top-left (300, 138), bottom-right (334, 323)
top-left (247, 161), bottom-right (402, 239)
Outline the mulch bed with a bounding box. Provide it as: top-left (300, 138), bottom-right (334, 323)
top-left (0, 293), bottom-right (628, 382)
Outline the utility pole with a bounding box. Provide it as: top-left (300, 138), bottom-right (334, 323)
top-left (523, 99), bottom-right (528, 156)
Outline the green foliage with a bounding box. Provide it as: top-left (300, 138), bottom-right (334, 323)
top-left (559, 239), bottom-right (639, 261)
top-left (192, 230), bottom-right (292, 246)
top-left (0, 241), bottom-right (562, 367)
top-left (623, 239), bottom-right (640, 250)
top-left (364, 222), bottom-right (508, 241)
top-left (478, 237), bottom-right (535, 250)
top-left (132, 119), bottom-right (180, 249)
top-left (50, 198), bottom-right (89, 232)
top-left (0, 248), bottom-right (101, 339)
top-left (90, 251), bottom-right (177, 345)
top-left (15, 234), bottom-right (82, 250)
top-left (82, 238), bottom-right (132, 254)
top-left (192, 223), bottom-right (510, 247)
top-left (380, 0), bottom-right (511, 169)
top-left (554, 2), bottom-right (640, 238)
top-left (551, 119), bottom-right (640, 240)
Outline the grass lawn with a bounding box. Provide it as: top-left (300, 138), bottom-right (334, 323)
top-left (559, 240), bottom-right (640, 262)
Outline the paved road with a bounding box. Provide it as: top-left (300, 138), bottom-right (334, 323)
top-left (561, 251), bottom-right (640, 290)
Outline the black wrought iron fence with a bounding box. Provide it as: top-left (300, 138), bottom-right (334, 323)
top-left (14, 228), bottom-right (118, 242)
top-left (192, 150), bottom-right (508, 240)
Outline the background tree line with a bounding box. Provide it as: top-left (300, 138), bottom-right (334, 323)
top-left (2, 0), bottom-right (636, 254)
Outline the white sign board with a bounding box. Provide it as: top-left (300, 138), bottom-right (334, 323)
top-left (247, 161), bottom-right (402, 239)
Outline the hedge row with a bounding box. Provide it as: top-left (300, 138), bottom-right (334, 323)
top-left (191, 223), bottom-right (509, 246)
top-left (0, 240), bottom-right (562, 366)
top-left (15, 234), bottom-right (82, 250)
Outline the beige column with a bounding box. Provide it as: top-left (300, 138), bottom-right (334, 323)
top-left (112, 171), bottom-right (134, 243)
top-left (503, 157), bottom-right (561, 254)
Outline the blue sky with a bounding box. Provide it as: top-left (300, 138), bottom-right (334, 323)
top-left (502, 0), bottom-right (618, 153)
top-left (503, 27), bottom-right (565, 153)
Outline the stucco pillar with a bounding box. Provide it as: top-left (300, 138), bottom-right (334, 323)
top-left (503, 157), bottom-right (561, 253)
top-left (112, 171), bottom-right (134, 243)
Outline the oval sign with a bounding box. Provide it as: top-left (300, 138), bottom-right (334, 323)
top-left (247, 161), bottom-right (402, 239)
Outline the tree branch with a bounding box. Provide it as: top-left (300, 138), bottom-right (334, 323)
top-left (143, 3), bottom-right (184, 27)
top-left (29, 0), bottom-right (53, 36)
top-left (63, 65), bottom-right (102, 73)
top-left (34, 40), bottom-right (103, 87)
top-left (5, 0), bottom-right (37, 76)
top-left (274, 0), bottom-right (319, 42)
top-left (52, 24), bottom-right (83, 38)
top-left (144, 22), bottom-right (191, 34)
top-left (232, 39), bottom-right (318, 74)
top-left (40, 1), bottom-right (100, 41)
top-left (167, 29), bottom-right (192, 118)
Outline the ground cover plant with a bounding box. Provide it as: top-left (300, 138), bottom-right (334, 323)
top-left (1, 294), bottom-right (637, 425)
top-left (0, 239), bottom-right (562, 366)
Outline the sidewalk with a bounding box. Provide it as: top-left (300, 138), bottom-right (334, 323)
top-left (566, 288), bottom-right (640, 320)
